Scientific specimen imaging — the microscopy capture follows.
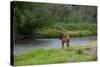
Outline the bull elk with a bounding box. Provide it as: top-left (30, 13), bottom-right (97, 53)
top-left (59, 32), bottom-right (70, 48)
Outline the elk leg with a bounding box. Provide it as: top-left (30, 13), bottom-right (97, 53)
top-left (62, 41), bottom-right (64, 49)
top-left (67, 42), bottom-right (69, 47)
top-left (66, 40), bottom-right (70, 47)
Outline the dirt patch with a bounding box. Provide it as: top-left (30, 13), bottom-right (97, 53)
top-left (83, 46), bottom-right (97, 56)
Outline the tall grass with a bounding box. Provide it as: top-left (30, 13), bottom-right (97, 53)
top-left (35, 23), bottom-right (97, 38)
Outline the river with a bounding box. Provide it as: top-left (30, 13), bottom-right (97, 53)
top-left (14, 36), bottom-right (97, 55)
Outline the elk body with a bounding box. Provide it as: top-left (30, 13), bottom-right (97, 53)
top-left (59, 32), bottom-right (70, 48)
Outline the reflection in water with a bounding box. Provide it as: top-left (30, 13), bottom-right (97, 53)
top-left (14, 36), bottom-right (97, 55)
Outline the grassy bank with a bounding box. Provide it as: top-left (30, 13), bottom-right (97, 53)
top-left (14, 41), bottom-right (97, 66)
top-left (35, 23), bottom-right (97, 38)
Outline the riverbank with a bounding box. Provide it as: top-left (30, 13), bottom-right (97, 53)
top-left (35, 23), bottom-right (97, 38)
top-left (14, 41), bottom-right (97, 66)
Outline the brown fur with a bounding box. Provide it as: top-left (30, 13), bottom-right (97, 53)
top-left (59, 32), bottom-right (70, 48)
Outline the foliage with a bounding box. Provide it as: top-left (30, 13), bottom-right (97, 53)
top-left (12, 1), bottom-right (97, 39)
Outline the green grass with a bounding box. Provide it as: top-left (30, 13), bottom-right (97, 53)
top-left (14, 42), bottom-right (97, 66)
top-left (35, 23), bottom-right (97, 38)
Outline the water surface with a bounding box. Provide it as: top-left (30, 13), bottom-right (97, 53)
top-left (14, 36), bottom-right (97, 55)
